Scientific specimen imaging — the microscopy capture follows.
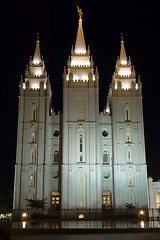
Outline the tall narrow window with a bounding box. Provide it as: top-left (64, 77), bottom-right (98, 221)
top-left (103, 151), bottom-right (109, 164)
top-left (129, 175), bottom-right (132, 185)
top-left (128, 172), bottom-right (133, 186)
top-left (32, 151), bottom-right (34, 162)
top-left (30, 173), bottom-right (34, 186)
top-left (32, 131), bottom-right (35, 142)
top-left (30, 105), bottom-right (37, 121)
top-left (80, 134), bottom-right (83, 162)
top-left (77, 99), bottom-right (85, 121)
top-left (129, 193), bottom-right (134, 204)
top-left (33, 110), bottom-right (36, 121)
top-left (127, 148), bottom-right (132, 163)
top-left (29, 148), bottom-right (36, 163)
top-left (125, 104), bottom-right (131, 121)
top-left (29, 127), bottom-right (36, 143)
top-left (29, 194), bottom-right (33, 200)
top-left (126, 127), bottom-right (132, 143)
top-left (77, 129), bottom-right (85, 163)
top-left (127, 131), bottom-right (130, 142)
top-left (54, 151), bottom-right (58, 163)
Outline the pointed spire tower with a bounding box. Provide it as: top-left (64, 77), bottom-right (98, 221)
top-left (120, 34), bottom-right (127, 65)
top-left (63, 6), bottom-right (98, 86)
top-left (112, 34), bottom-right (136, 91)
top-left (33, 33), bottom-right (41, 64)
top-left (24, 34), bottom-right (49, 89)
top-left (74, 7), bottom-right (86, 54)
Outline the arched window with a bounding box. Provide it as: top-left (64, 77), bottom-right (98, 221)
top-left (29, 172), bottom-right (35, 187)
top-left (127, 148), bottom-right (132, 163)
top-left (126, 127), bottom-right (132, 143)
top-left (29, 148), bottom-right (36, 163)
top-left (51, 191), bottom-right (60, 209)
top-left (29, 194), bottom-right (33, 200)
top-left (128, 171), bottom-right (134, 186)
top-left (30, 105), bottom-right (37, 121)
top-left (54, 151), bottom-right (58, 163)
top-left (77, 99), bottom-right (85, 121)
top-left (125, 104), bottom-right (131, 122)
top-left (129, 192), bottom-right (134, 204)
top-left (156, 193), bottom-right (160, 208)
top-left (102, 190), bottom-right (112, 209)
top-left (29, 127), bottom-right (36, 143)
top-left (103, 150), bottom-right (109, 164)
top-left (76, 128), bottom-right (85, 163)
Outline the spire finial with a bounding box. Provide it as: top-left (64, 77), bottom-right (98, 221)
top-left (77, 6), bottom-right (83, 20)
top-left (120, 33), bottom-right (127, 65)
top-left (36, 32), bottom-right (40, 44)
top-left (121, 33), bottom-right (124, 43)
top-left (74, 6), bottom-right (86, 54)
top-left (33, 33), bottom-right (41, 64)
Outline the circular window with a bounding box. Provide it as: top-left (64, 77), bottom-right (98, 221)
top-left (102, 130), bottom-right (108, 137)
top-left (53, 130), bottom-right (59, 137)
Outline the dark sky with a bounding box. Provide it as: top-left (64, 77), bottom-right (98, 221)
top-left (2, 0), bottom-right (160, 185)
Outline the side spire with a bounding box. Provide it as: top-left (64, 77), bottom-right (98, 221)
top-left (33, 33), bottom-right (41, 64)
top-left (120, 33), bottom-right (127, 65)
top-left (74, 7), bottom-right (86, 54)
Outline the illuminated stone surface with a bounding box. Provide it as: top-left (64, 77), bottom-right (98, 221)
top-left (13, 11), bottom-right (159, 217)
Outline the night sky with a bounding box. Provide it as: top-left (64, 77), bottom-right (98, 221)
top-left (2, 0), bottom-right (160, 190)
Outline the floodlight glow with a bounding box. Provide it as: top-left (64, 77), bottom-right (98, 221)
top-left (71, 56), bottom-right (90, 67)
top-left (106, 106), bottom-right (110, 114)
top-left (22, 212), bottom-right (27, 217)
top-left (66, 75), bottom-right (69, 81)
top-left (140, 221), bottom-right (145, 228)
top-left (118, 68), bottom-right (131, 76)
top-left (30, 83), bottom-right (39, 89)
top-left (139, 210), bottom-right (144, 215)
top-left (73, 74), bottom-right (88, 82)
top-left (121, 82), bottom-right (131, 90)
top-left (75, 49), bottom-right (86, 54)
top-left (33, 59), bottom-right (41, 65)
top-left (121, 60), bottom-right (127, 65)
top-left (78, 214), bottom-right (84, 219)
top-left (35, 70), bottom-right (43, 76)
top-left (22, 221), bottom-right (26, 229)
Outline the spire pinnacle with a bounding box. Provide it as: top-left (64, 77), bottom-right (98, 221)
top-left (75, 7), bottom-right (86, 54)
top-left (33, 33), bottom-right (41, 64)
top-left (77, 6), bottom-right (83, 20)
top-left (120, 33), bottom-right (127, 65)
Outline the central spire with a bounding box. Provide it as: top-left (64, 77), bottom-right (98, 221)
top-left (120, 33), bottom-right (127, 65)
top-left (33, 33), bottom-right (41, 64)
top-left (74, 7), bottom-right (86, 54)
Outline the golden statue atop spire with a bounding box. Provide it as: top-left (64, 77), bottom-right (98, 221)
top-left (77, 6), bottom-right (83, 20)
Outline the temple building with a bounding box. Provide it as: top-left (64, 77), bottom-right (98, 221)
top-left (13, 9), bottom-right (160, 218)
